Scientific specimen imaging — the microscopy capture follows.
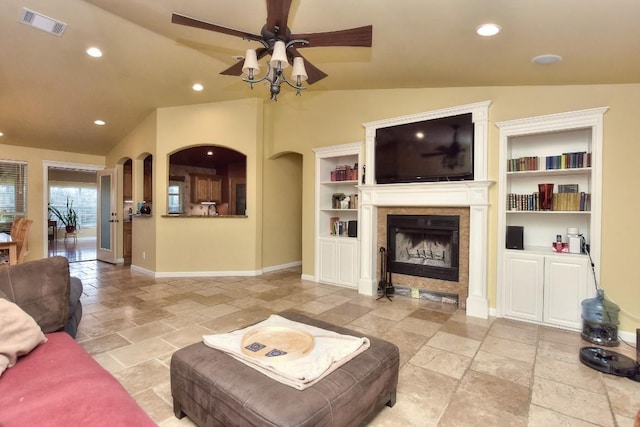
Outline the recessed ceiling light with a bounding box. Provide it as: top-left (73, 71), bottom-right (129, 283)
top-left (94, 119), bottom-right (106, 126)
top-left (476, 23), bottom-right (501, 37)
top-left (86, 47), bottom-right (102, 58)
top-left (192, 83), bottom-right (204, 91)
top-left (206, 150), bottom-right (213, 156)
top-left (0, 131), bottom-right (4, 137)
top-left (415, 132), bottom-right (424, 139)
top-left (532, 54), bottom-right (562, 65)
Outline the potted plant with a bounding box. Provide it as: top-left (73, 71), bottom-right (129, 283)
top-left (48, 198), bottom-right (79, 234)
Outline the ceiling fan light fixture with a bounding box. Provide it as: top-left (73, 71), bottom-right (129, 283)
top-left (291, 57), bottom-right (308, 82)
top-left (242, 49), bottom-right (260, 75)
top-left (269, 41), bottom-right (289, 69)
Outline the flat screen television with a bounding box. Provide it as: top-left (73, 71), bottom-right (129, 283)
top-left (375, 113), bottom-right (474, 184)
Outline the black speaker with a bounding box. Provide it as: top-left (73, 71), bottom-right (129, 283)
top-left (506, 226), bottom-right (524, 250)
top-left (348, 220), bottom-right (358, 237)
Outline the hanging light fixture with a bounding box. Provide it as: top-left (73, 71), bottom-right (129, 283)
top-left (241, 39), bottom-right (308, 101)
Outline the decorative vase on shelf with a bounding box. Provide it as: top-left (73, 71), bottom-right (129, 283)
top-left (538, 183), bottom-right (554, 210)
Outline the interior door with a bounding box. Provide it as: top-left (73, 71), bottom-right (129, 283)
top-left (97, 168), bottom-right (118, 263)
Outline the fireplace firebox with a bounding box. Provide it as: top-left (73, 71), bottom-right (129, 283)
top-left (387, 215), bottom-right (460, 282)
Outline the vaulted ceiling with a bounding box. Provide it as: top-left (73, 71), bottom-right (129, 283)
top-left (1, 0), bottom-right (639, 156)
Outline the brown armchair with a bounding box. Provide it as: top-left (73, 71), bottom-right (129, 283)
top-left (0, 256), bottom-right (82, 337)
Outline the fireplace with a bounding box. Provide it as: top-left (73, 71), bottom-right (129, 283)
top-left (359, 100), bottom-right (493, 319)
top-left (387, 215), bottom-right (459, 282)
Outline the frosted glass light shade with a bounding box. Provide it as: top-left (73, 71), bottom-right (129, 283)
top-left (269, 41), bottom-right (289, 69)
top-left (290, 57), bottom-right (308, 81)
top-left (242, 49), bottom-right (260, 75)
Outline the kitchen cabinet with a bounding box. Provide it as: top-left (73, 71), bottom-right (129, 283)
top-left (123, 222), bottom-right (132, 258)
top-left (143, 155), bottom-right (152, 203)
top-left (191, 174), bottom-right (222, 203)
top-left (123, 160), bottom-right (132, 201)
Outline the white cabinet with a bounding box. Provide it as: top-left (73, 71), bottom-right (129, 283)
top-left (497, 108), bottom-right (607, 330)
top-left (504, 251), bottom-right (589, 329)
top-left (544, 255), bottom-right (590, 329)
top-left (318, 237), bottom-right (358, 287)
top-left (313, 143), bottom-right (361, 288)
top-left (504, 252), bottom-right (544, 323)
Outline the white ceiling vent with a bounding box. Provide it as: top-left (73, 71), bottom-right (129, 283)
top-left (19, 8), bottom-right (67, 36)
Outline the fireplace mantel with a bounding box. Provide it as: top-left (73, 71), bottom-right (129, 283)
top-left (358, 101), bottom-right (493, 319)
top-left (358, 181), bottom-right (493, 318)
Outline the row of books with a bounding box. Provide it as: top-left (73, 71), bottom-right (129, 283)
top-left (507, 192), bottom-right (591, 211)
top-left (507, 156), bottom-right (540, 172)
top-left (546, 152), bottom-right (591, 170)
top-left (329, 217), bottom-right (350, 236)
top-left (331, 193), bottom-right (358, 209)
top-left (330, 164), bottom-right (358, 181)
top-left (507, 152), bottom-right (592, 172)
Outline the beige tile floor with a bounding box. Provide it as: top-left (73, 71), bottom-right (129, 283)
top-left (69, 261), bottom-right (640, 427)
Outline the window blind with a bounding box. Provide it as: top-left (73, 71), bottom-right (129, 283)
top-left (0, 161), bottom-right (28, 233)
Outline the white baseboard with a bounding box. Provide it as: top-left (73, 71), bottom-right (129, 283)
top-left (129, 264), bottom-right (155, 276)
top-left (300, 274), bottom-right (316, 282)
top-left (262, 260), bottom-right (302, 274)
top-left (134, 260), bottom-right (303, 278)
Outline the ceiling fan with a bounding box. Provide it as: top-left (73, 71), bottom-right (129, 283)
top-left (171, 0), bottom-right (372, 98)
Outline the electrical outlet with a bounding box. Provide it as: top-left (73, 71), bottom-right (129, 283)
top-left (142, 251), bottom-right (146, 260)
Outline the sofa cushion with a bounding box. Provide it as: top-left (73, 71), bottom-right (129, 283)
top-left (0, 298), bottom-right (46, 377)
top-left (0, 332), bottom-right (156, 426)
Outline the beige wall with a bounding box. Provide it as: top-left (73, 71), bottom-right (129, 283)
top-left (7, 83), bottom-right (638, 333)
top-left (153, 98), bottom-right (264, 273)
top-left (0, 144), bottom-right (104, 262)
top-left (265, 84), bottom-right (640, 333)
top-left (262, 152), bottom-right (303, 269)
top-left (106, 111), bottom-right (157, 270)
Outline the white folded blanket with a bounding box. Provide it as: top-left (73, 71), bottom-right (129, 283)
top-left (202, 315), bottom-right (370, 390)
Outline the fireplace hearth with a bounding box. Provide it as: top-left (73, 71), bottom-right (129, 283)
top-left (387, 215), bottom-right (460, 282)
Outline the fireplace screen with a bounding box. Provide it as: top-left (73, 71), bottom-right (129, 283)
top-left (387, 215), bottom-right (460, 281)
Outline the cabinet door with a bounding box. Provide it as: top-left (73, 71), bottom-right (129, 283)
top-left (504, 252), bottom-right (544, 322)
top-left (336, 239), bottom-right (358, 288)
top-left (544, 256), bottom-right (589, 329)
top-left (123, 223), bottom-right (132, 257)
top-left (318, 239), bottom-right (337, 284)
top-left (192, 175), bottom-right (210, 203)
top-left (210, 178), bottom-right (222, 202)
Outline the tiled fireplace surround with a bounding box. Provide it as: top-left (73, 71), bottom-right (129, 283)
top-left (358, 101), bottom-right (493, 319)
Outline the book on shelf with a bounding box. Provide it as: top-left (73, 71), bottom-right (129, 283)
top-left (558, 184), bottom-right (579, 193)
top-left (552, 192), bottom-right (591, 211)
top-left (329, 217), bottom-right (349, 236)
top-left (545, 152), bottom-right (591, 170)
top-left (330, 163), bottom-right (358, 181)
top-left (329, 217), bottom-right (340, 234)
top-left (507, 156), bottom-right (539, 172)
top-left (506, 191), bottom-right (590, 211)
top-left (331, 193), bottom-right (358, 209)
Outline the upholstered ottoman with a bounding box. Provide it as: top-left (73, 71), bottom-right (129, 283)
top-left (170, 312), bottom-right (399, 427)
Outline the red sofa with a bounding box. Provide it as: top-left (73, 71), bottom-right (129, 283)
top-left (0, 257), bottom-right (155, 426)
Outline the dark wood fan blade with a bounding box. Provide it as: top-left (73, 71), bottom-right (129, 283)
top-left (292, 25), bottom-right (372, 48)
top-left (172, 13), bottom-right (261, 41)
top-left (266, 0), bottom-right (292, 37)
top-left (220, 48), bottom-right (269, 76)
top-left (288, 47), bottom-right (328, 84)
